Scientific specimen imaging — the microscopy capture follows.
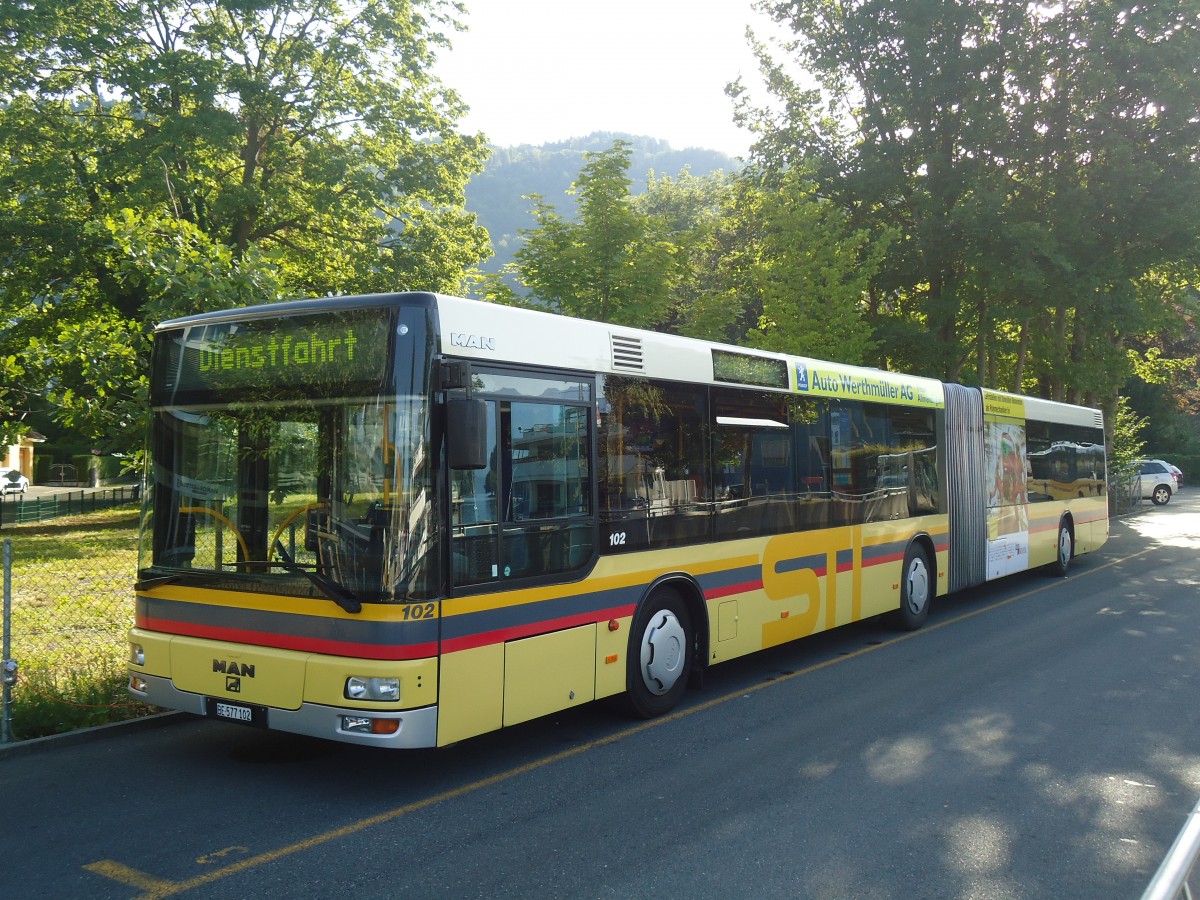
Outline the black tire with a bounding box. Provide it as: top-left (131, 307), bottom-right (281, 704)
top-left (1152, 484), bottom-right (1172, 506)
top-left (626, 589), bottom-right (693, 719)
top-left (894, 544), bottom-right (932, 631)
top-left (1049, 520), bottom-right (1073, 577)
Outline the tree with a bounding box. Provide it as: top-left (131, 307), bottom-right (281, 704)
top-left (634, 168), bottom-right (749, 342)
top-left (1122, 270), bottom-right (1200, 453)
top-left (634, 165), bottom-right (887, 362)
top-left (737, 0), bottom-right (1200, 410)
top-left (0, 0), bottom-right (488, 450)
top-left (513, 142), bottom-right (676, 328)
top-left (1109, 395), bottom-right (1149, 513)
top-left (747, 167), bottom-right (887, 364)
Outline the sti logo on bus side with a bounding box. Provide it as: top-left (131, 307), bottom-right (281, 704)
top-left (450, 333), bottom-right (496, 351)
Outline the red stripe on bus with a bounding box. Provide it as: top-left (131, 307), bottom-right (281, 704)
top-left (137, 615), bottom-right (436, 661)
top-left (440, 605), bottom-right (634, 654)
top-left (859, 551), bottom-right (905, 570)
top-left (704, 579), bottom-right (764, 600)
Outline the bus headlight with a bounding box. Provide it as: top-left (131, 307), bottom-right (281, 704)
top-left (130, 643), bottom-right (145, 666)
top-left (345, 676), bottom-right (400, 702)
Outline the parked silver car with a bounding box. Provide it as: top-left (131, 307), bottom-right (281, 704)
top-left (1145, 458), bottom-right (1183, 489)
top-left (1136, 459), bottom-right (1175, 506)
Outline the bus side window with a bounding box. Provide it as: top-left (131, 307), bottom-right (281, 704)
top-left (712, 388), bottom-right (796, 539)
top-left (599, 376), bottom-right (708, 551)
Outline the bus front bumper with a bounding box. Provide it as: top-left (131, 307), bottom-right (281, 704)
top-left (130, 673), bottom-right (439, 749)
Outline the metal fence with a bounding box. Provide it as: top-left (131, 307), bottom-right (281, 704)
top-left (1142, 795), bottom-right (1200, 900)
top-left (1109, 469), bottom-right (1146, 518)
top-left (0, 486), bottom-right (140, 527)
top-left (0, 507), bottom-right (153, 744)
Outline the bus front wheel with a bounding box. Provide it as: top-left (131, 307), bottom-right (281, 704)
top-left (626, 590), bottom-right (693, 719)
top-left (894, 545), bottom-right (932, 631)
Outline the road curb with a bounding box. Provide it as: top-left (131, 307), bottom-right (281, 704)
top-left (0, 711), bottom-right (189, 760)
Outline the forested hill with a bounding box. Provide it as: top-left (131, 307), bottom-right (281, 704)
top-left (467, 132), bottom-right (737, 276)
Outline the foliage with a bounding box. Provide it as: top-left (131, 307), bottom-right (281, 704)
top-left (737, 0), bottom-right (1200, 406)
top-left (635, 167), bottom-right (750, 342)
top-left (747, 167), bottom-right (888, 364)
top-left (1121, 270), bottom-right (1200, 454)
top-left (10, 662), bottom-right (142, 740)
top-left (514, 142), bottom-right (677, 327)
top-left (1109, 396), bottom-right (1148, 478)
top-left (100, 210), bottom-right (286, 325)
top-left (513, 146), bottom-right (890, 357)
top-left (469, 132), bottom-right (735, 280)
top-left (0, 0), bottom-right (488, 451)
top-left (31, 311), bottom-right (150, 456)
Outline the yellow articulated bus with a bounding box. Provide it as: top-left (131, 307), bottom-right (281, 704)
top-left (129, 292), bottom-right (1109, 747)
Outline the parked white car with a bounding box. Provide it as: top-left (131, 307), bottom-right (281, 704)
top-left (1, 468), bottom-right (29, 495)
top-left (1136, 459), bottom-right (1175, 506)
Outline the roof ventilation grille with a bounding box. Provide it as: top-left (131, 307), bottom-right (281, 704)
top-left (611, 334), bottom-right (645, 372)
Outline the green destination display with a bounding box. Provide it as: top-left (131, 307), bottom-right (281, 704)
top-left (156, 309), bottom-right (392, 401)
top-left (196, 328), bottom-right (360, 374)
top-left (712, 349), bottom-right (789, 389)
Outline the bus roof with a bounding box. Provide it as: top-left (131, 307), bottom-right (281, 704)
top-left (433, 294), bottom-right (947, 409)
top-left (154, 291), bottom-right (1102, 420)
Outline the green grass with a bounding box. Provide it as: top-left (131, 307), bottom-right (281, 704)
top-left (3, 506), bottom-right (158, 741)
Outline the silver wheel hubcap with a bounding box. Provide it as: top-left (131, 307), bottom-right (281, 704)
top-left (640, 610), bottom-right (686, 696)
top-left (906, 557), bottom-right (929, 614)
top-left (1059, 529), bottom-right (1071, 567)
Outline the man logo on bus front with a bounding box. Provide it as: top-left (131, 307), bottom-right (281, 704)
top-left (451, 333), bottom-right (496, 351)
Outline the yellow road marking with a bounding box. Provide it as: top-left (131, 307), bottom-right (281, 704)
top-left (83, 861), bottom-right (179, 893)
top-left (196, 846), bottom-right (249, 864)
top-left (88, 545), bottom-right (1156, 899)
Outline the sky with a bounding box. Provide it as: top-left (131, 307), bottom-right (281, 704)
top-left (435, 1), bottom-right (782, 159)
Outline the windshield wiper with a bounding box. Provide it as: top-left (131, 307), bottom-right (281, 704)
top-left (273, 540), bottom-right (362, 614)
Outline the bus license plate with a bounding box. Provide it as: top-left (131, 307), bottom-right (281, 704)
top-left (206, 698), bottom-right (267, 728)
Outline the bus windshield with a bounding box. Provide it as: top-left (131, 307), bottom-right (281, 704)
top-left (139, 305), bottom-right (437, 604)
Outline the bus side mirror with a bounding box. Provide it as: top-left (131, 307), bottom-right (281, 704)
top-left (447, 398), bottom-right (488, 470)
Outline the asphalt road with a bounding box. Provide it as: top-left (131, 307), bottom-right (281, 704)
top-left (2, 494), bottom-right (1199, 899)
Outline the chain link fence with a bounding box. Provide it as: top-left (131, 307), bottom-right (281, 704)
top-left (0, 485), bottom-right (139, 527)
top-left (1, 506), bottom-right (155, 744)
top-left (1109, 467), bottom-right (1143, 518)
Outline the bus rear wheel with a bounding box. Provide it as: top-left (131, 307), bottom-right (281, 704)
top-left (894, 545), bottom-right (932, 631)
top-left (626, 589), bottom-right (693, 719)
top-left (1049, 520), bottom-right (1073, 577)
